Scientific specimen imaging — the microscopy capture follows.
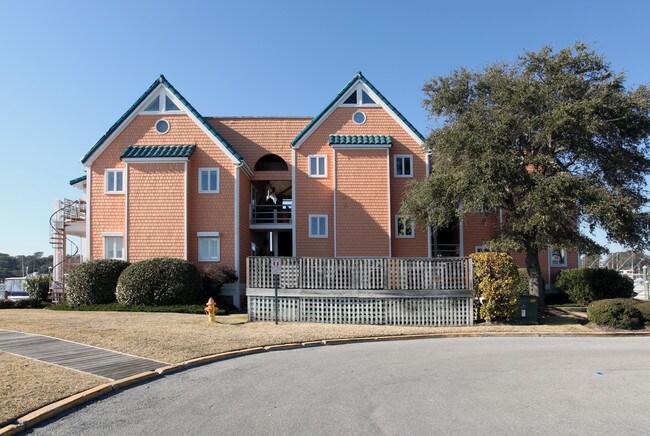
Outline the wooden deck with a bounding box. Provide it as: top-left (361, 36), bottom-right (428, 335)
top-left (0, 329), bottom-right (165, 380)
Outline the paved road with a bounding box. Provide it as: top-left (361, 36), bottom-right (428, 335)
top-left (31, 337), bottom-right (650, 435)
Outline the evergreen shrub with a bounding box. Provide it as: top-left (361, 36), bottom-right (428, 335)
top-left (116, 258), bottom-right (200, 306)
top-left (66, 259), bottom-right (130, 305)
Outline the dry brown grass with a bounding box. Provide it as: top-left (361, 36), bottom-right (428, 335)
top-left (0, 352), bottom-right (103, 426)
top-left (0, 309), bottom-right (590, 363)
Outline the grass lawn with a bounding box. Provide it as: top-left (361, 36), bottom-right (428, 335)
top-left (0, 308), bottom-right (596, 427)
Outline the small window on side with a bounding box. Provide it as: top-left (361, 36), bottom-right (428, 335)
top-left (395, 215), bottom-right (415, 238)
top-left (308, 155), bottom-right (326, 177)
top-left (309, 215), bottom-right (328, 238)
top-left (550, 248), bottom-right (567, 267)
top-left (199, 168), bottom-right (220, 193)
top-left (105, 169), bottom-right (124, 194)
top-left (394, 155), bottom-right (413, 178)
top-left (104, 236), bottom-right (124, 259)
top-left (198, 235), bottom-right (220, 262)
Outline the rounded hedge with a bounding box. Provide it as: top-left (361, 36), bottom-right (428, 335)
top-left (632, 300), bottom-right (650, 325)
top-left (67, 259), bottom-right (130, 305)
top-left (556, 268), bottom-right (634, 306)
top-left (116, 258), bottom-right (200, 306)
top-left (24, 275), bottom-right (50, 302)
top-left (587, 298), bottom-right (643, 330)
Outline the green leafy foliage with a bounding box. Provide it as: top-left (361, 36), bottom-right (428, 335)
top-left (402, 42), bottom-right (650, 301)
top-left (66, 259), bottom-right (130, 305)
top-left (24, 275), bottom-right (50, 302)
top-left (47, 302), bottom-right (225, 315)
top-left (632, 301), bottom-right (650, 325)
top-left (471, 252), bottom-right (520, 322)
top-left (0, 298), bottom-right (43, 309)
top-left (199, 265), bottom-right (238, 301)
top-left (0, 252), bottom-right (53, 280)
top-left (116, 258), bottom-right (200, 306)
top-left (587, 298), bottom-right (643, 329)
top-left (556, 268), bottom-right (634, 305)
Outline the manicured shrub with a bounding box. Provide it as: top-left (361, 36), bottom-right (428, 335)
top-left (24, 275), bottom-right (50, 302)
top-left (66, 259), bottom-right (130, 305)
top-left (515, 268), bottom-right (530, 296)
top-left (47, 302), bottom-right (225, 315)
top-left (587, 298), bottom-right (643, 330)
top-left (116, 258), bottom-right (200, 306)
top-left (470, 252), bottom-right (520, 322)
top-left (200, 265), bottom-right (238, 301)
top-left (556, 268), bottom-right (634, 306)
top-left (633, 301), bottom-right (650, 325)
top-left (0, 298), bottom-right (42, 309)
top-left (0, 299), bottom-right (16, 309)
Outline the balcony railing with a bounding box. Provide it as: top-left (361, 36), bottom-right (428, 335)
top-left (250, 204), bottom-right (292, 225)
top-left (247, 256), bottom-right (473, 292)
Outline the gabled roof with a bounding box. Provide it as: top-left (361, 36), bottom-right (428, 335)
top-left (69, 175), bottom-right (87, 186)
top-left (121, 145), bottom-right (196, 159)
top-left (291, 72), bottom-right (425, 147)
top-left (81, 75), bottom-right (243, 164)
top-left (329, 135), bottom-right (392, 145)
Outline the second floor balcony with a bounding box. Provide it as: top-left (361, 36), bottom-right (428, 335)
top-left (250, 202), bottom-right (292, 229)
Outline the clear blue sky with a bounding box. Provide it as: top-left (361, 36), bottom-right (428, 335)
top-left (1, 0), bottom-right (648, 256)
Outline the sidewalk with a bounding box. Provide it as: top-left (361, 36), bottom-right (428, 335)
top-left (0, 329), bottom-right (165, 380)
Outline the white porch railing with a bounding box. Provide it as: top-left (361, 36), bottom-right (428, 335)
top-left (247, 256), bottom-right (473, 291)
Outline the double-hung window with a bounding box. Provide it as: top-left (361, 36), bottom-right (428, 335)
top-left (198, 232), bottom-right (221, 262)
top-left (394, 155), bottom-right (413, 178)
top-left (199, 168), bottom-right (220, 193)
top-left (309, 215), bottom-right (328, 238)
top-left (308, 155), bottom-right (326, 178)
top-left (105, 169), bottom-right (124, 194)
top-left (550, 248), bottom-right (567, 267)
top-left (395, 215), bottom-right (415, 238)
top-left (103, 234), bottom-right (124, 259)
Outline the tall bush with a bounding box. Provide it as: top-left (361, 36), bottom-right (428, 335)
top-left (200, 265), bottom-right (238, 301)
top-left (470, 252), bottom-right (519, 322)
top-left (116, 258), bottom-right (200, 306)
top-left (67, 259), bottom-right (130, 305)
top-left (24, 275), bottom-right (50, 302)
top-left (556, 268), bottom-right (634, 306)
top-left (587, 298), bottom-right (643, 329)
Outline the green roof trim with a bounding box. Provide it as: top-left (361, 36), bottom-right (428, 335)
top-left (291, 72), bottom-right (425, 146)
top-left (81, 75), bottom-right (242, 164)
top-left (69, 175), bottom-right (87, 186)
top-left (121, 144), bottom-right (196, 159)
top-left (329, 135), bottom-right (392, 145)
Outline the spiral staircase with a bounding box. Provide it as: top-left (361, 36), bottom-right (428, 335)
top-left (49, 199), bottom-right (86, 302)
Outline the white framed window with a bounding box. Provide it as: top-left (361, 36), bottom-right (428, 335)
top-left (105, 169), bottom-right (124, 194)
top-left (341, 87), bottom-right (379, 106)
top-left (395, 215), bottom-right (415, 238)
top-left (103, 234), bottom-right (124, 259)
top-left (308, 155), bottom-right (327, 178)
top-left (199, 168), bottom-right (220, 193)
top-left (550, 248), bottom-right (567, 267)
top-left (142, 92), bottom-right (182, 114)
top-left (394, 155), bottom-right (413, 178)
top-left (309, 215), bottom-right (328, 238)
top-left (475, 246), bottom-right (491, 253)
top-left (198, 232), bottom-right (221, 262)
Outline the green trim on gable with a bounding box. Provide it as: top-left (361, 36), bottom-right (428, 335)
top-left (121, 144), bottom-right (196, 159)
top-left (329, 135), bottom-right (392, 145)
top-left (69, 175), bottom-right (87, 186)
top-left (81, 75), bottom-right (242, 164)
top-left (291, 72), bottom-right (425, 147)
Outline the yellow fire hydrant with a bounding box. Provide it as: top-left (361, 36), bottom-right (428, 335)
top-left (204, 297), bottom-right (217, 323)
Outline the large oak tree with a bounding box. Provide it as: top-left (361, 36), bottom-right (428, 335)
top-left (402, 43), bottom-right (650, 301)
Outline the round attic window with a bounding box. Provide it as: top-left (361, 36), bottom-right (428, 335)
top-left (353, 111), bottom-right (366, 124)
top-left (155, 119), bottom-right (170, 134)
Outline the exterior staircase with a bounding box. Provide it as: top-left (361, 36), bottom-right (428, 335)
top-left (49, 199), bottom-right (86, 303)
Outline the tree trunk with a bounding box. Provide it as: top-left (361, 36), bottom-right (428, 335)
top-left (525, 248), bottom-right (546, 304)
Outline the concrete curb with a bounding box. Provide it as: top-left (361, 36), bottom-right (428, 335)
top-left (2, 329), bottom-right (650, 434)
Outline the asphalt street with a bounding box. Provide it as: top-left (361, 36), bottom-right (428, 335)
top-left (30, 337), bottom-right (650, 435)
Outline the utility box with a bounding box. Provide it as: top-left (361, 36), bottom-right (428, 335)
top-left (512, 295), bottom-right (539, 324)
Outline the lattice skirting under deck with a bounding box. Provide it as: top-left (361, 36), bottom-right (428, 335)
top-left (248, 296), bottom-right (474, 326)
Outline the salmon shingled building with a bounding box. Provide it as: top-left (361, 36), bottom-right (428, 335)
top-left (53, 73), bottom-right (577, 307)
